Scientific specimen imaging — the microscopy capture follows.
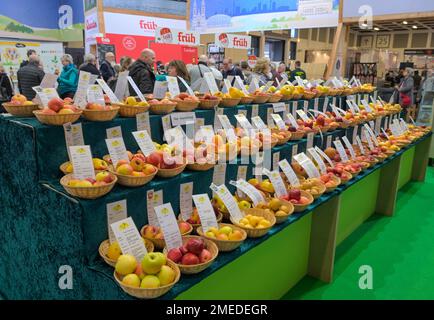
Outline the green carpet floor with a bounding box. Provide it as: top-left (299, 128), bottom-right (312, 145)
top-left (282, 167), bottom-right (434, 300)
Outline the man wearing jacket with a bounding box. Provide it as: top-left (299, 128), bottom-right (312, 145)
top-left (222, 58), bottom-right (244, 84)
top-left (100, 52), bottom-right (116, 82)
top-left (128, 49), bottom-right (156, 94)
top-left (17, 55), bottom-right (45, 100)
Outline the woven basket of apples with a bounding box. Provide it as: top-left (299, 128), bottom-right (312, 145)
top-left (251, 91), bottom-right (270, 104)
top-left (110, 156), bottom-right (158, 187)
top-left (171, 93), bottom-right (199, 111)
top-left (60, 171), bottom-right (117, 199)
top-left (255, 198), bottom-right (294, 224)
top-left (143, 147), bottom-right (187, 178)
top-left (219, 97), bottom-right (241, 108)
top-left (320, 173), bottom-right (342, 193)
top-left (2, 94), bottom-right (40, 116)
top-left (198, 93), bottom-right (221, 109)
top-left (326, 167), bottom-right (353, 185)
top-left (302, 91), bottom-right (316, 100)
top-left (33, 97), bottom-right (82, 125)
top-left (178, 207), bottom-right (223, 233)
top-left (271, 129), bottom-right (292, 145)
top-left (197, 223), bottom-right (247, 252)
top-left (60, 158), bottom-right (109, 175)
top-left (230, 208), bottom-right (276, 238)
top-left (240, 95), bottom-right (254, 104)
top-left (298, 178), bottom-right (326, 199)
top-left (185, 144), bottom-right (215, 171)
top-left (287, 127), bottom-right (305, 140)
top-left (112, 96), bottom-right (150, 117)
top-left (147, 95), bottom-right (177, 115)
top-left (99, 238), bottom-right (154, 267)
top-left (268, 93), bottom-right (283, 103)
top-left (279, 189), bottom-right (314, 213)
top-left (114, 253), bottom-right (180, 299)
top-left (141, 223), bottom-right (193, 250)
top-left (165, 236), bottom-right (218, 274)
top-left (82, 102), bottom-right (119, 121)
top-left (336, 162), bottom-right (363, 178)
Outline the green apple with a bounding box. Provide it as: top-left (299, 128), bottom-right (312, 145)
top-left (122, 274), bottom-right (141, 287)
top-left (141, 252), bottom-right (166, 275)
top-left (157, 265), bottom-right (176, 286)
top-left (237, 200), bottom-right (251, 210)
top-left (219, 226), bottom-right (233, 235)
top-left (205, 231), bottom-right (216, 238)
top-left (115, 254), bottom-right (137, 276)
top-left (140, 275), bottom-right (160, 288)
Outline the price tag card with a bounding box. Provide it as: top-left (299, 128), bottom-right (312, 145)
top-left (273, 102), bottom-right (286, 113)
top-left (279, 159), bottom-right (300, 187)
top-left (251, 116), bottom-right (267, 130)
top-left (74, 71), bottom-right (91, 108)
top-left (105, 138), bottom-right (129, 168)
top-left (192, 194), bottom-right (219, 232)
top-left (218, 115), bottom-right (233, 130)
top-left (237, 166), bottom-right (248, 181)
top-left (107, 200), bottom-right (127, 244)
top-left (235, 113), bottom-right (253, 131)
top-left (96, 79), bottom-right (119, 103)
top-left (196, 125), bottom-right (214, 144)
top-left (292, 101), bottom-right (298, 117)
top-left (210, 184), bottom-right (244, 223)
top-left (273, 152), bottom-right (280, 171)
top-left (204, 72), bottom-right (219, 94)
top-left (234, 76), bottom-right (249, 95)
top-left (132, 130), bottom-right (156, 156)
top-left (171, 112), bottom-right (196, 127)
top-left (390, 121), bottom-right (401, 136)
top-left (262, 169), bottom-right (287, 198)
top-left (230, 179), bottom-right (265, 206)
top-left (332, 97), bottom-right (337, 107)
top-left (248, 77), bottom-right (259, 94)
top-left (64, 122), bottom-right (84, 150)
top-left (136, 112), bottom-right (151, 134)
top-left (352, 125), bottom-right (358, 143)
top-left (154, 203), bottom-right (183, 252)
top-left (323, 97), bottom-right (329, 113)
top-left (251, 104), bottom-right (259, 118)
top-left (355, 136), bottom-right (366, 155)
top-left (40, 73), bottom-right (58, 88)
top-left (111, 217), bottom-right (148, 262)
top-left (313, 98), bottom-right (319, 112)
top-left (88, 74), bottom-right (98, 85)
top-left (87, 84), bottom-right (105, 105)
top-left (267, 108), bottom-right (273, 126)
top-left (292, 144), bottom-right (298, 158)
top-left (326, 135), bottom-right (332, 148)
top-left (295, 76), bottom-right (305, 88)
top-left (69, 145), bottom-right (95, 180)
top-left (127, 76), bottom-right (146, 101)
top-left (333, 139), bottom-right (349, 162)
top-left (306, 132), bottom-right (315, 150)
top-left (293, 152), bottom-right (320, 179)
top-left (363, 124), bottom-right (379, 146)
top-left (147, 190), bottom-right (163, 227)
top-left (161, 115), bottom-right (172, 138)
top-left (381, 128), bottom-right (390, 140)
top-left (214, 107), bottom-right (224, 129)
top-left (346, 100), bottom-right (356, 113)
top-left (296, 109), bottom-right (310, 122)
top-left (375, 117), bottom-right (382, 135)
top-left (364, 94), bottom-right (369, 102)
top-left (175, 76), bottom-right (193, 96)
top-left (285, 113), bottom-right (299, 129)
top-left (400, 119), bottom-right (408, 132)
top-left (342, 136), bottom-right (356, 159)
top-left (153, 81), bottom-right (168, 99)
top-left (271, 113), bottom-right (286, 130)
top-left (114, 71), bottom-right (129, 101)
top-left (352, 100), bottom-right (361, 113)
top-left (303, 100), bottom-right (309, 113)
top-left (212, 164), bottom-right (227, 187)
top-left (363, 129), bottom-right (375, 151)
top-left (222, 79), bottom-right (232, 93)
top-left (314, 146), bottom-right (334, 167)
top-left (106, 126), bottom-right (122, 139)
top-left (166, 76), bottom-right (181, 97)
top-left (180, 182), bottom-right (193, 221)
top-left (260, 81), bottom-right (274, 93)
top-left (308, 148), bottom-right (327, 174)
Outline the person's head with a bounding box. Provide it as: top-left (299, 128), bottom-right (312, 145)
top-left (139, 48), bottom-right (156, 65)
top-left (168, 60), bottom-right (190, 82)
top-left (198, 55), bottom-right (208, 64)
top-left (120, 56), bottom-right (133, 72)
top-left (105, 52), bottom-right (115, 63)
top-left (414, 70), bottom-right (419, 76)
top-left (295, 60), bottom-right (301, 68)
top-left (222, 58), bottom-right (233, 71)
top-left (208, 58), bottom-right (216, 67)
top-left (404, 67), bottom-right (414, 77)
top-left (253, 57), bottom-right (270, 75)
top-left (28, 55), bottom-right (41, 66)
top-left (83, 53), bottom-right (96, 65)
top-left (27, 49), bottom-right (37, 59)
top-left (278, 62), bottom-right (286, 74)
top-left (113, 64), bottom-right (121, 74)
top-left (61, 54), bottom-right (74, 67)
top-left (240, 61), bottom-right (250, 71)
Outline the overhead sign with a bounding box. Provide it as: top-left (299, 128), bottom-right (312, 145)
top-left (248, 55), bottom-right (257, 68)
top-left (155, 27), bottom-right (200, 46)
top-left (215, 33), bottom-right (251, 49)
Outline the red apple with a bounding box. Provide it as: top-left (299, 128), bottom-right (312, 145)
top-left (147, 151), bottom-right (163, 168)
top-left (179, 245), bottom-right (189, 255)
top-left (288, 189), bottom-right (301, 201)
top-left (181, 253), bottom-right (200, 265)
top-left (186, 238), bottom-right (204, 256)
top-left (167, 248), bottom-right (183, 263)
top-left (48, 98), bottom-right (64, 112)
top-left (199, 249), bottom-right (212, 263)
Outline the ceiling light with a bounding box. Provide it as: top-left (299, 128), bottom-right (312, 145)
top-left (374, 27), bottom-right (380, 31)
top-left (361, 23), bottom-right (368, 27)
top-left (403, 21), bottom-right (408, 24)
top-left (412, 25), bottom-right (418, 29)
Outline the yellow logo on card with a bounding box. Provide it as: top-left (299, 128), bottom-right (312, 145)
top-left (198, 196), bottom-right (205, 203)
top-left (113, 204), bottom-right (122, 211)
top-left (161, 207), bottom-right (170, 215)
top-left (138, 132), bottom-right (145, 138)
top-left (119, 222), bottom-right (129, 230)
top-left (76, 147), bottom-right (86, 154)
top-left (111, 130), bottom-right (120, 136)
top-left (183, 185), bottom-right (190, 192)
top-left (72, 127), bottom-right (78, 133)
top-left (111, 140), bottom-right (120, 147)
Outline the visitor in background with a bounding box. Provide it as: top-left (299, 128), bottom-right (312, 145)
top-left (120, 56), bottom-right (133, 72)
top-left (167, 60), bottom-right (191, 92)
top-left (222, 58), bottom-right (244, 82)
top-left (396, 67), bottom-right (414, 118)
top-left (270, 62), bottom-right (282, 86)
top-left (240, 61), bottom-right (252, 81)
top-left (17, 55), bottom-right (45, 101)
top-left (395, 69), bottom-right (404, 85)
top-left (250, 57), bottom-right (272, 85)
top-left (19, 49), bottom-right (37, 68)
top-left (79, 53), bottom-right (101, 77)
top-left (208, 58), bottom-right (223, 88)
top-left (57, 54), bottom-right (78, 99)
top-left (0, 63), bottom-right (14, 107)
top-left (128, 48), bottom-right (156, 94)
top-left (278, 62), bottom-right (289, 79)
top-left (289, 60), bottom-right (307, 82)
top-left (156, 61), bottom-right (166, 75)
top-left (189, 55), bottom-right (212, 91)
top-left (100, 52), bottom-right (116, 83)
top-left (413, 70), bottom-right (422, 91)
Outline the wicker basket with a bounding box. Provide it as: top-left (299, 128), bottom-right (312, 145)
top-left (99, 239), bottom-right (154, 267)
top-left (60, 173), bottom-right (117, 199)
top-left (268, 94), bottom-right (283, 103)
top-left (339, 171), bottom-right (353, 184)
top-left (198, 98), bottom-right (221, 109)
top-left (260, 137), bottom-right (278, 150)
top-left (230, 208), bottom-right (276, 238)
top-left (252, 95), bottom-right (269, 104)
top-left (271, 199), bottom-right (295, 224)
top-left (173, 100), bottom-right (199, 112)
top-left (324, 176), bottom-right (341, 193)
top-left (149, 103), bottom-right (176, 115)
top-left (271, 130), bottom-right (291, 145)
top-left (59, 161), bottom-right (73, 175)
top-left (302, 92), bottom-right (316, 100)
top-left (112, 103), bottom-right (150, 117)
top-left (196, 223), bottom-right (247, 252)
top-left (82, 106), bottom-right (119, 121)
top-left (164, 235), bottom-right (219, 274)
top-left (111, 168), bottom-right (158, 187)
top-left (2, 102), bottom-right (40, 117)
top-left (156, 162), bottom-right (187, 178)
top-left (281, 94), bottom-right (293, 101)
top-left (114, 259), bottom-right (180, 299)
top-left (340, 122), bottom-right (350, 129)
top-left (240, 96), bottom-right (254, 104)
top-left (140, 223), bottom-right (193, 250)
top-left (219, 97), bottom-right (241, 108)
top-left (33, 110), bottom-right (82, 126)
top-left (292, 190), bottom-right (314, 212)
top-left (302, 179), bottom-right (326, 199)
top-left (178, 211), bottom-right (223, 234)
top-left (186, 162), bottom-right (215, 171)
top-left (289, 131), bottom-right (305, 140)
